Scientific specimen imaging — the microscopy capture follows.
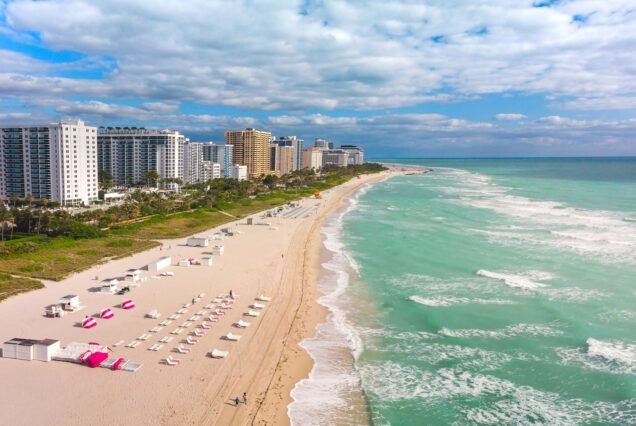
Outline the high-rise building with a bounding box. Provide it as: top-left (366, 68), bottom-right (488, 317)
top-left (273, 136), bottom-right (304, 170)
top-left (202, 143), bottom-right (233, 178)
top-left (314, 138), bottom-right (332, 150)
top-left (97, 127), bottom-right (186, 187)
top-left (270, 143), bottom-right (295, 176)
top-left (225, 128), bottom-right (272, 178)
top-left (0, 119), bottom-right (98, 206)
top-left (322, 149), bottom-right (349, 167)
top-left (183, 141), bottom-right (204, 184)
top-left (340, 145), bottom-right (365, 165)
top-left (230, 164), bottom-right (247, 181)
top-left (302, 147), bottom-right (323, 170)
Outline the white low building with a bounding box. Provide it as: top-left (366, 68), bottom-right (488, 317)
top-left (231, 164), bottom-right (247, 181)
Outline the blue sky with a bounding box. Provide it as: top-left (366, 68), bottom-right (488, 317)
top-left (1, 0), bottom-right (635, 157)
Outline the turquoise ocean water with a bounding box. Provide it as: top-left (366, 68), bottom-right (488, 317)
top-left (289, 158), bottom-right (636, 425)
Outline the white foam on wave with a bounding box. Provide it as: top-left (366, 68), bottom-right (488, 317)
top-left (289, 182), bottom-right (377, 426)
top-left (556, 338), bottom-right (636, 376)
top-left (435, 167), bottom-right (636, 265)
top-left (358, 362), bottom-right (636, 424)
top-left (598, 309), bottom-right (636, 323)
top-left (476, 269), bottom-right (551, 291)
top-left (409, 295), bottom-right (516, 307)
top-left (438, 322), bottom-right (563, 339)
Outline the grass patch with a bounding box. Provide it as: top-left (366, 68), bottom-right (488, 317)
top-left (0, 273), bottom-right (44, 302)
top-left (0, 237), bottom-right (158, 281)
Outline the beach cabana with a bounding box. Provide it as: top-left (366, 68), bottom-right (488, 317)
top-left (124, 270), bottom-right (142, 283)
top-left (122, 299), bottom-right (135, 310)
top-left (212, 245), bottom-right (224, 256)
top-left (201, 257), bottom-right (213, 266)
top-left (148, 256), bottom-right (172, 272)
top-left (100, 279), bottom-right (119, 294)
top-left (186, 236), bottom-right (209, 247)
top-left (82, 317), bottom-right (97, 329)
top-left (44, 304), bottom-right (64, 318)
top-left (178, 259), bottom-right (191, 267)
top-left (33, 339), bottom-right (60, 362)
top-left (59, 295), bottom-right (81, 312)
top-left (101, 308), bottom-right (114, 319)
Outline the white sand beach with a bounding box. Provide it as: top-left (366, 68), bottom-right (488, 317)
top-left (0, 170), bottom-right (398, 425)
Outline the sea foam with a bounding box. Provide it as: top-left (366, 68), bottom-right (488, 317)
top-left (476, 269), bottom-right (550, 291)
top-left (409, 295), bottom-right (516, 307)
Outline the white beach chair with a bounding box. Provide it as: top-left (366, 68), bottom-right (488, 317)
top-left (196, 310), bottom-right (206, 315)
top-left (113, 340), bottom-right (125, 347)
top-left (204, 303), bottom-right (215, 309)
top-left (159, 320), bottom-right (172, 326)
top-left (200, 322), bottom-right (212, 329)
top-left (208, 315), bottom-right (219, 322)
top-left (168, 314), bottom-right (180, 320)
top-left (186, 336), bottom-right (198, 345)
top-left (164, 355), bottom-right (180, 366)
top-left (235, 320), bottom-right (251, 328)
top-left (160, 336), bottom-right (174, 343)
top-left (194, 328), bottom-right (205, 337)
top-left (210, 349), bottom-right (228, 359)
top-left (251, 303), bottom-right (265, 309)
top-left (171, 328), bottom-right (184, 335)
top-left (245, 310), bottom-right (260, 317)
top-left (150, 326), bottom-right (163, 333)
top-left (256, 295), bottom-right (272, 302)
top-left (176, 344), bottom-right (190, 354)
top-left (223, 333), bottom-right (242, 341)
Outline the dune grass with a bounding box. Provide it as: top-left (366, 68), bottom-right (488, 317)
top-left (0, 273), bottom-right (44, 302)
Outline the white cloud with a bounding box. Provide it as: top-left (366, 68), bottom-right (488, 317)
top-left (495, 113), bottom-right (526, 120)
top-left (1, 0), bottom-right (635, 111)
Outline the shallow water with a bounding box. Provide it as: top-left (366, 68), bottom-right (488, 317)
top-left (291, 158), bottom-right (636, 425)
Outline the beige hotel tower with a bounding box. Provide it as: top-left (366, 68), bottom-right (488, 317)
top-left (224, 128), bottom-right (272, 178)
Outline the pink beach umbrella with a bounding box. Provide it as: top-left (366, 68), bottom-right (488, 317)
top-left (122, 299), bottom-right (135, 310)
top-left (101, 308), bottom-right (114, 319)
top-left (82, 316), bottom-right (97, 329)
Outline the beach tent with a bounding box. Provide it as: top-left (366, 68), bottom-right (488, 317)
top-left (82, 317), bottom-right (97, 329)
top-left (86, 352), bottom-right (109, 368)
top-left (122, 299), bottom-right (135, 310)
top-left (101, 308), bottom-right (114, 319)
top-left (124, 269), bottom-right (142, 283)
top-left (148, 256), bottom-right (172, 272)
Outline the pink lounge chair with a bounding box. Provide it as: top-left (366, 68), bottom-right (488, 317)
top-left (186, 336), bottom-right (198, 345)
top-left (208, 315), bottom-right (219, 322)
top-left (164, 355), bottom-right (180, 366)
top-left (176, 344), bottom-right (190, 354)
top-left (194, 329), bottom-right (205, 337)
top-left (201, 322), bottom-right (212, 329)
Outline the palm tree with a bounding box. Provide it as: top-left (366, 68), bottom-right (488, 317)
top-left (25, 194), bottom-right (34, 208)
top-left (10, 195), bottom-right (19, 207)
top-left (143, 170), bottom-right (160, 188)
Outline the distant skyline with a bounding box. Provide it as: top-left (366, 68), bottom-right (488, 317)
top-left (1, 0), bottom-right (635, 157)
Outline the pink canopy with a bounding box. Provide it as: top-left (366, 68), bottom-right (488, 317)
top-left (86, 352), bottom-right (108, 368)
top-left (101, 308), bottom-right (114, 319)
top-left (82, 317), bottom-right (97, 329)
top-left (122, 299), bottom-right (135, 310)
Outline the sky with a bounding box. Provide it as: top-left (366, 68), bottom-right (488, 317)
top-left (1, 0), bottom-right (635, 157)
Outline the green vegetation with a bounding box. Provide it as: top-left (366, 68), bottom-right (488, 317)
top-left (0, 273), bottom-right (44, 302)
top-left (0, 163), bottom-right (386, 286)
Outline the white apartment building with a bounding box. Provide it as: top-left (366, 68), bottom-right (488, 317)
top-left (302, 147), bottom-right (323, 170)
top-left (340, 145), bottom-right (365, 165)
top-left (97, 127), bottom-right (186, 187)
top-left (183, 141), bottom-right (204, 184)
top-left (322, 149), bottom-right (349, 167)
top-left (0, 119), bottom-right (98, 206)
top-left (202, 161), bottom-right (221, 181)
top-left (230, 164), bottom-right (247, 181)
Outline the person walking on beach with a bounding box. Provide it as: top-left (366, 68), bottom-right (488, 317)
top-left (234, 397), bottom-right (240, 407)
top-left (229, 289), bottom-right (233, 299)
top-left (243, 392), bottom-right (247, 404)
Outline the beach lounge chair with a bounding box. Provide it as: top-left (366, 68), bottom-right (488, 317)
top-left (208, 315), bottom-right (219, 322)
top-left (150, 326), bottom-right (163, 333)
top-left (204, 303), bottom-right (215, 309)
top-left (146, 310), bottom-right (161, 319)
top-left (168, 314), bottom-right (180, 320)
top-left (198, 293), bottom-right (205, 298)
top-left (126, 340), bottom-right (139, 348)
top-left (148, 343), bottom-right (160, 351)
top-left (189, 315), bottom-right (199, 321)
top-left (251, 302), bottom-right (265, 309)
top-left (159, 320), bottom-right (172, 326)
top-left (223, 333), bottom-right (241, 341)
top-left (214, 309), bottom-right (226, 316)
top-left (186, 336), bottom-right (198, 345)
top-left (201, 322), bottom-right (212, 329)
top-left (194, 329), bottom-right (205, 337)
top-left (210, 349), bottom-right (228, 359)
top-left (256, 295), bottom-right (272, 302)
top-left (176, 344), bottom-right (190, 354)
top-left (160, 336), bottom-right (173, 343)
top-left (246, 310), bottom-right (260, 317)
top-left (113, 340), bottom-right (125, 347)
top-left (235, 320), bottom-right (251, 328)
top-left (196, 310), bottom-right (206, 315)
top-left (164, 355), bottom-right (180, 366)
top-left (171, 328), bottom-right (184, 335)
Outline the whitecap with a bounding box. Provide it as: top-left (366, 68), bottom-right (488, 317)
top-left (476, 269), bottom-right (551, 291)
top-left (409, 295), bottom-right (517, 307)
top-left (438, 323), bottom-right (563, 339)
top-left (555, 338), bottom-right (636, 376)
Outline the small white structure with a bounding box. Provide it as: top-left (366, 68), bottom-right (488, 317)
top-left (210, 349), bottom-right (228, 358)
top-left (186, 237), bottom-right (209, 247)
top-left (212, 245), bottom-right (225, 256)
top-left (44, 304), bottom-right (64, 318)
top-left (148, 256), bottom-right (172, 272)
top-left (34, 339), bottom-right (61, 362)
top-left (231, 164), bottom-right (247, 181)
top-left (100, 279), bottom-right (119, 293)
top-left (59, 295), bottom-right (81, 311)
top-left (124, 269), bottom-right (142, 283)
top-left (201, 257), bottom-right (213, 266)
top-left (178, 260), bottom-right (191, 267)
